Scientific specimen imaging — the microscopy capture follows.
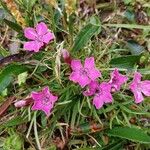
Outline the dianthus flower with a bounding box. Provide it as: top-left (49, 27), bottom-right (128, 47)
top-left (129, 72), bottom-right (150, 103)
top-left (24, 22), bottom-right (54, 52)
top-left (69, 57), bottom-right (101, 87)
top-left (83, 81), bottom-right (113, 109)
top-left (31, 86), bottom-right (58, 116)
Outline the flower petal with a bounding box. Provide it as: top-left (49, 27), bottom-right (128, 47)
top-left (43, 87), bottom-right (58, 103)
top-left (100, 82), bottom-right (113, 103)
top-left (83, 81), bottom-right (99, 96)
top-left (71, 60), bottom-right (83, 71)
top-left (78, 74), bottom-right (91, 88)
top-left (23, 41), bottom-right (43, 52)
top-left (84, 57), bottom-right (95, 69)
top-left (109, 68), bottom-right (128, 91)
top-left (36, 22), bottom-right (48, 35)
top-left (88, 68), bottom-right (101, 80)
top-left (31, 92), bottom-right (43, 101)
top-left (133, 90), bottom-right (144, 103)
top-left (42, 32), bottom-right (55, 44)
top-left (69, 71), bottom-right (80, 83)
top-left (129, 72), bottom-right (142, 93)
top-left (133, 72), bottom-right (142, 83)
top-left (24, 27), bottom-right (37, 40)
top-left (93, 95), bottom-right (104, 109)
top-left (141, 81), bottom-right (150, 96)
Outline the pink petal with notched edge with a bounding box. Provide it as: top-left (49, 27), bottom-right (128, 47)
top-left (93, 95), bottom-right (104, 109)
top-left (69, 71), bottom-right (80, 83)
top-left (71, 60), bottom-right (83, 71)
top-left (133, 90), bottom-right (144, 103)
top-left (42, 32), bottom-right (55, 44)
top-left (88, 68), bottom-right (101, 81)
top-left (84, 57), bottom-right (101, 80)
top-left (84, 57), bottom-right (95, 69)
top-left (31, 92), bottom-right (42, 101)
top-left (36, 22), bottom-right (48, 35)
top-left (23, 41), bottom-right (44, 52)
top-left (99, 82), bottom-right (113, 103)
top-left (129, 72), bottom-right (144, 103)
top-left (78, 74), bottom-right (91, 88)
top-left (141, 81), bottom-right (150, 96)
top-left (133, 72), bottom-right (142, 82)
top-left (24, 27), bottom-right (37, 40)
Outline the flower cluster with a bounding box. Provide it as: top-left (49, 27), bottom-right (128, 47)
top-left (69, 57), bottom-right (150, 109)
top-left (15, 22), bottom-right (150, 117)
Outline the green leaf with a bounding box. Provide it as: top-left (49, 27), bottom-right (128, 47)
top-left (0, 75), bottom-right (13, 92)
top-left (104, 24), bottom-right (150, 30)
top-left (22, 0), bottom-right (38, 12)
top-left (107, 127), bottom-right (150, 144)
top-left (120, 105), bottom-right (150, 115)
top-left (0, 64), bottom-right (28, 92)
top-left (102, 140), bottom-right (125, 150)
top-left (3, 133), bottom-right (24, 150)
top-left (72, 16), bottom-right (101, 51)
top-left (3, 116), bottom-right (28, 127)
top-left (110, 55), bottom-right (141, 69)
top-left (123, 0), bottom-right (133, 5)
top-left (3, 19), bottom-right (22, 32)
top-left (127, 40), bottom-right (145, 55)
top-left (18, 72), bottom-right (28, 86)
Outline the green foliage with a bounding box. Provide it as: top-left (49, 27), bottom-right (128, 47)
top-left (3, 19), bottom-right (22, 32)
top-left (3, 132), bottom-right (23, 150)
top-left (127, 40), bottom-right (145, 55)
top-left (110, 55), bottom-right (141, 69)
top-left (0, 64), bottom-right (28, 92)
top-left (72, 16), bottom-right (101, 51)
top-left (107, 127), bottom-right (150, 144)
top-left (0, 0), bottom-right (150, 149)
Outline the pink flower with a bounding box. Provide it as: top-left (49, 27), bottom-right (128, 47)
top-left (23, 22), bottom-right (54, 52)
top-left (129, 72), bottom-right (150, 103)
top-left (69, 57), bottom-right (101, 88)
top-left (31, 86), bottom-right (58, 116)
top-left (83, 81), bottom-right (113, 109)
top-left (109, 68), bottom-right (128, 91)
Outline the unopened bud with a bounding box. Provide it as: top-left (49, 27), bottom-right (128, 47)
top-left (61, 49), bottom-right (72, 65)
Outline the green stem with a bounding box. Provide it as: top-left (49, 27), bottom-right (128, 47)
top-left (33, 112), bottom-right (42, 150)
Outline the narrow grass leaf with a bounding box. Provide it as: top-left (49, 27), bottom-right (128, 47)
top-left (3, 116), bottom-right (28, 127)
top-left (104, 24), bottom-right (150, 30)
top-left (3, 19), bottom-right (22, 32)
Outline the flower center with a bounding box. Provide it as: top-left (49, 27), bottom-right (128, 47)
top-left (42, 96), bottom-right (51, 105)
top-left (112, 76), bottom-right (118, 84)
top-left (95, 87), bottom-right (102, 96)
top-left (35, 35), bottom-right (43, 42)
top-left (80, 68), bottom-right (89, 76)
